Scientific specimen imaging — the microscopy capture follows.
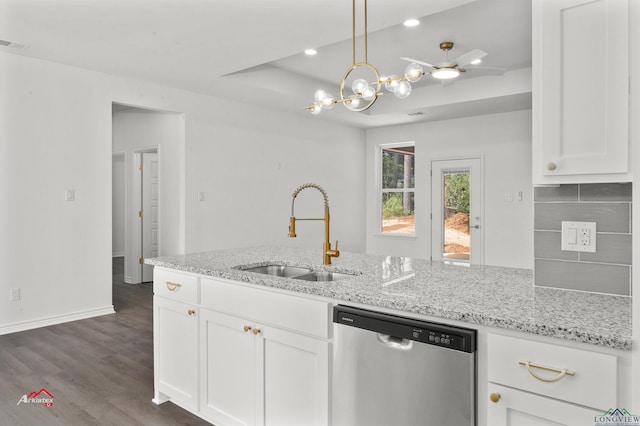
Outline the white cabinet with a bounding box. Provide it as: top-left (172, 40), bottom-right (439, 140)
top-left (532, 0), bottom-right (630, 184)
top-left (487, 334), bottom-right (617, 426)
top-left (487, 384), bottom-right (600, 426)
top-left (199, 310), bottom-right (255, 426)
top-left (152, 269), bottom-right (331, 426)
top-left (199, 309), bottom-right (330, 426)
top-left (199, 278), bottom-right (330, 426)
top-left (152, 284), bottom-right (199, 411)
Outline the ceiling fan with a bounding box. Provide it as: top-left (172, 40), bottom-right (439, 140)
top-left (401, 41), bottom-right (505, 83)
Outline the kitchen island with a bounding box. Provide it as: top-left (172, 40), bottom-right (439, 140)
top-left (146, 245), bottom-right (631, 350)
top-left (146, 246), bottom-right (632, 426)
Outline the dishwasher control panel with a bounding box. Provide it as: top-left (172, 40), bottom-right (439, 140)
top-left (334, 305), bottom-right (476, 353)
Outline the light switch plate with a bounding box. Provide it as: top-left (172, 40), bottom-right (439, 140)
top-left (561, 221), bottom-right (596, 252)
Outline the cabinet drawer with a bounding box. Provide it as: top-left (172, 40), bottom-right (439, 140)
top-left (200, 277), bottom-right (330, 339)
top-left (153, 268), bottom-right (199, 304)
top-left (488, 334), bottom-right (616, 410)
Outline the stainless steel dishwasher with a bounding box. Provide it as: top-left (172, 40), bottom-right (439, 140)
top-left (332, 305), bottom-right (477, 426)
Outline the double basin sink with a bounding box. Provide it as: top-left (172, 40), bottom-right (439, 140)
top-left (235, 264), bottom-right (355, 282)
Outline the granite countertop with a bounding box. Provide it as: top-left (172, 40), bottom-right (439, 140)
top-left (146, 246), bottom-right (631, 350)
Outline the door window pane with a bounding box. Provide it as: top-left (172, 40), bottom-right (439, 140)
top-left (443, 171), bottom-right (470, 260)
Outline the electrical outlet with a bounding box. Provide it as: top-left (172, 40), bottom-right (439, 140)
top-left (561, 221), bottom-right (596, 252)
top-left (10, 288), bottom-right (20, 302)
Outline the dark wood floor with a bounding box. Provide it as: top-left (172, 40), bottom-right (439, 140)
top-left (0, 257), bottom-right (211, 425)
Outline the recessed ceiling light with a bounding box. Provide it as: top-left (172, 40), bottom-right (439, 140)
top-left (403, 19), bottom-right (420, 27)
top-left (470, 58), bottom-right (482, 65)
top-left (304, 49), bottom-right (318, 56)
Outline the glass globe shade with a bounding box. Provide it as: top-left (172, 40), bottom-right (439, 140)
top-left (404, 63), bottom-right (424, 82)
top-left (394, 80), bottom-right (411, 99)
top-left (321, 94), bottom-right (335, 109)
top-left (351, 79), bottom-right (368, 95)
top-left (309, 103), bottom-right (322, 114)
top-left (361, 86), bottom-right (376, 101)
top-left (314, 89), bottom-right (328, 102)
top-left (383, 75), bottom-right (400, 92)
top-left (347, 95), bottom-right (361, 108)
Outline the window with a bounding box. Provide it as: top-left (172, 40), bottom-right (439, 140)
top-left (379, 144), bottom-right (415, 235)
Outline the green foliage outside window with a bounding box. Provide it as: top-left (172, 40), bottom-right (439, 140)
top-left (444, 173), bottom-right (470, 213)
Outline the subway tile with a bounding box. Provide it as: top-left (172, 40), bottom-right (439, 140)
top-left (580, 183), bottom-right (632, 202)
top-left (534, 185), bottom-right (578, 202)
top-left (534, 231), bottom-right (578, 261)
top-left (534, 203), bottom-right (630, 232)
top-left (534, 259), bottom-right (630, 296)
top-left (579, 233), bottom-right (632, 265)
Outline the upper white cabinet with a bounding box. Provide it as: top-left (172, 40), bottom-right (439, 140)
top-left (532, 0), bottom-right (630, 184)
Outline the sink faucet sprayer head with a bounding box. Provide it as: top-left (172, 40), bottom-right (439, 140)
top-left (289, 183), bottom-right (329, 238)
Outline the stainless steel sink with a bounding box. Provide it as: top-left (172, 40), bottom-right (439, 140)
top-left (239, 265), bottom-right (312, 277)
top-left (293, 271), bottom-right (352, 282)
top-left (235, 264), bottom-right (357, 282)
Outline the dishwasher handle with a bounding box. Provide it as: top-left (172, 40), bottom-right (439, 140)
top-left (377, 333), bottom-right (414, 351)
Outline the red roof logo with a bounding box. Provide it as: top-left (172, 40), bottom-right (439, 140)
top-left (17, 388), bottom-right (54, 407)
top-left (27, 388), bottom-right (54, 399)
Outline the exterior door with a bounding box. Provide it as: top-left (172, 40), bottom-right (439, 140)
top-left (142, 152), bottom-right (158, 282)
top-left (431, 158), bottom-right (483, 264)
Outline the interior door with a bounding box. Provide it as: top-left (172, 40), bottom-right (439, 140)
top-left (431, 158), bottom-right (483, 264)
top-left (142, 152), bottom-right (158, 282)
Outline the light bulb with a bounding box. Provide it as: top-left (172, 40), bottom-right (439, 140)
top-left (347, 95), bottom-right (361, 108)
top-left (432, 68), bottom-right (460, 80)
top-left (394, 80), bottom-right (411, 99)
top-left (404, 63), bottom-right (424, 82)
top-left (384, 75), bottom-right (400, 92)
top-left (309, 103), bottom-right (322, 114)
top-left (352, 79), bottom-right (368, 95)
top-left (362, 86), bottom-right (376, 101)
top-left (314, 89), bottom-right (327, 102)
top-left (321, 93), bottom-right (335, 109)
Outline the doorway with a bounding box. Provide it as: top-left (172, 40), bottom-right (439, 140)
top-left (431, 158), bottom-right (483, 264)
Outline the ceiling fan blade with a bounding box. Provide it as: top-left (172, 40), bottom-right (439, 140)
top-left (460, 66), bottom-right (506, 76)
top-left (452, 49), bottom-right (487, 67)
top-left (400, 57), bottom-right (436, 69)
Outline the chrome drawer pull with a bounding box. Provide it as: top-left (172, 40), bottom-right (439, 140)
top-left (166, 281), bottom-right (182, 291)
top-left (519, 360), bottom-right (575, 383)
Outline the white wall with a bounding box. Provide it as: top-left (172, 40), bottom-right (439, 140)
top-left (185, 118), bottom-right (366, 255)
top-left (365, 110), bottom-right (533, 269)
top-left (0, 51), bottom-right (366, 333)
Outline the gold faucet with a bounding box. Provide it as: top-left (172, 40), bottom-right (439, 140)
top-left (288, 183), bottom-right (340, 265)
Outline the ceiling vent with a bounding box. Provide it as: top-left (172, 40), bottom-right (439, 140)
top-left (0, 40), bottom-right (27, 49)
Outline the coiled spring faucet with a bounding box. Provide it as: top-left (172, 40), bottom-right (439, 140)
top-left (288, 183), bottom-right (340, 265)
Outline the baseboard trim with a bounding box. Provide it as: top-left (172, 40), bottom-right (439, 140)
top-left (0, 306), bottom-right (116, 336)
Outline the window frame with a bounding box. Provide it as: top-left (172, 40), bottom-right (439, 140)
top-left (376, 142), bottom-right (416, 237)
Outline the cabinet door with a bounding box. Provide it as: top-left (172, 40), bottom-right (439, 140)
top-left (533, 0), bottom-right (629, 183)
top-left (153, 296), bottom-right (198, 410)
top-left (200, 309), bottom-right (256, 426)
top-left (488, 384), bottom-right (601, 426)
top-left (257, 325), bottom-right (329, 426)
